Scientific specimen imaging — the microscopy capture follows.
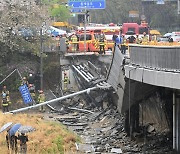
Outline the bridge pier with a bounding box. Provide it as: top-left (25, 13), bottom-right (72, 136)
top-left (124, 103), bottom-right (139, 138)
top-left (173, 91), bottom-right (180, 152)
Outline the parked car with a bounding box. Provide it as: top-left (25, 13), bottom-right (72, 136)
top-left (18, 28), bottom-right (36, 40)
top-left (170, 32), bottom-right (180, 42)
top-left (157, 36), bottom-right (170, 42)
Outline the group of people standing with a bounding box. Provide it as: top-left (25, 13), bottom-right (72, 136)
top-left (113, 31), bottom-right (149, 54)
top-left (6, 130), bottom-right (28, 154)
top-left (1, 74), bottom-right (46, 113)
top-left (113, 33), bottom-right (126, 54)
top-left (20, 76), bottom-right (46, 112)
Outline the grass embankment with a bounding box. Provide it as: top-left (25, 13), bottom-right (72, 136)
top-left (0, 112), bottom-right (80, 154)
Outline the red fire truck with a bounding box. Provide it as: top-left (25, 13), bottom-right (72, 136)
top-left (122, 22), bottom-right (150, 40)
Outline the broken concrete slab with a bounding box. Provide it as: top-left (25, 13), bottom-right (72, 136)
top-left (75, 143), bottom-right (95, 153)
top-left (111, 147), bottom-right (123, 153)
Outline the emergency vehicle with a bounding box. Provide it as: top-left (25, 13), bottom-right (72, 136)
top-left (122, 22), bottom-right (150, 41)
top-left (68, 30), bottom-right (108, 53)
top-left (77, 24), bottom-right (121, 50)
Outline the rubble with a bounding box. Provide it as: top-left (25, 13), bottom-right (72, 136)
top-left (44, 90), bottom-right (174, 153)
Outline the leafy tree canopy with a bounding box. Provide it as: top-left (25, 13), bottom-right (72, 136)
top-left (42, 0), bottom-right (70, 22)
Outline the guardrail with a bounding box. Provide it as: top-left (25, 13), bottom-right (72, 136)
top-left (129, 45), bottom-right (180, 71)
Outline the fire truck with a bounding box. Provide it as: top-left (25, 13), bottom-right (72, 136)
top-left (122, 22), bottom-right (150, 41)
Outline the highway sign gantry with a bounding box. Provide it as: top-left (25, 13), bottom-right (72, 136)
top-left (68, 0), bottom-right (106, 9)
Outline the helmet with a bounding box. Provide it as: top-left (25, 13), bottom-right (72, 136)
top-left (29, 73), bottom-right (32, 77)
top-left (2, 93), bottom-right (6, 98)
top-left (23, 77), bottom-right (26, 80)
top-left (39, 90), bottom-right (43, 93)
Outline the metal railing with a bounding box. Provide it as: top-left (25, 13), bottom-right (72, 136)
top-left (129, 45), bottom-right (180, 71)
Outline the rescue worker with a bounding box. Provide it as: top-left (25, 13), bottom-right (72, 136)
top-left (71, 34), bottom-right (78, 52)
top-left (38, 90), bottom-right (45, 112)
top-left (29, 84), bottom-right (36, 105)
top-left (135, 34), bottom-right (141, 44)
top-left (1, 86), bottom-right (10, 112)
top-left (2, 85), bottom-right (11, 105)
top-left (18, 133), bottom-right (28, 154)
top-left (99, 33), bottom-right (105, 54)
top-left (63, 72), bottom-right (69, 92)
top-left (128, 35), bottom-right (136, 43)
top-left (141, 32), bottom-right (149, 44)
top-left (2, 93), bottom-right (9, 112)
top-left (65, 36), bottom-right (69, 51)
top-left (2, 85), bottom-right (9, 96)
top-left (121, 35), bottom-right (126, 54)
top-left (21, 77), bottom-right (29, 86)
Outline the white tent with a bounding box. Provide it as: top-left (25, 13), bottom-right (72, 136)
top-left (48, 26), bottom-right (67, 35)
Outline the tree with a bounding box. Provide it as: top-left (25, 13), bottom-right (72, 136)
top-left (90, 0), bottom-right (180, 32)
top-left (42, 0), bottom-right (70, 22)
top-left (0, 0), bottom-right (51, 54)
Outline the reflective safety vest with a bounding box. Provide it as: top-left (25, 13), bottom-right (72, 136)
top-left (71, 35), bottom-right (78, 43)
top-left (38, 93), bottom-right (45, 103)
top-left (122, 38), bottom-right (126, 45)
top-left (65, 38), bottom-right (69, 45)
top-left (141, 35), bottom-right (149, 43)
top-left (2, 97), bottom-right (8, 106)
top-left (99, 38), bottom-right (105, 46)
top-left (64, 77), bottom-right (69, 84)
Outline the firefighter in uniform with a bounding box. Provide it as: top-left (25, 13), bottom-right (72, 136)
top-left (1, 85), bottom-right (10, 112)
top-left (63, 72), bottom-right (69, 92)
top-left (21, 77), bottom-right (29, 86)
top-left (121, 35), bottom-right (126, 54)
top-left (29, 84), bottom-right (36, 105)
top-left (65, 36), bottom-right (69, 51)
top-left (2, 93), bottom-right (9, 112)
top-left (99, 34), bottom-right (105, 54)
top-left (141, 32), bottom-right (149, 44)
top-left (71, 34), bottom-right (78, 52)
top-left (38, 90), bottom-right (45, 112)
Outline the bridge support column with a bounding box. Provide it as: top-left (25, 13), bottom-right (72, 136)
top-left (173, 91), bottom-right (180, 152)
top-left (124, 103), bottom-right (139, 138)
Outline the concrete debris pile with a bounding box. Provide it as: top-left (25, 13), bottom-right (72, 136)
top-left (46, 98), bottom-right (174, 154)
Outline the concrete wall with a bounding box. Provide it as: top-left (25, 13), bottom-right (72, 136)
top-left (130, 45), bottom-right (180, 71)
top-left (125, 45), bottom-right (180, 90)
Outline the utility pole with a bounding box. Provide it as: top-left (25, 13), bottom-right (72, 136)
top-left (178, 0), bottom-right (180, 14)
top-left (84, 8), bottom-right (87, 52)
top-left (40, 28), bottom-right (43, 91)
